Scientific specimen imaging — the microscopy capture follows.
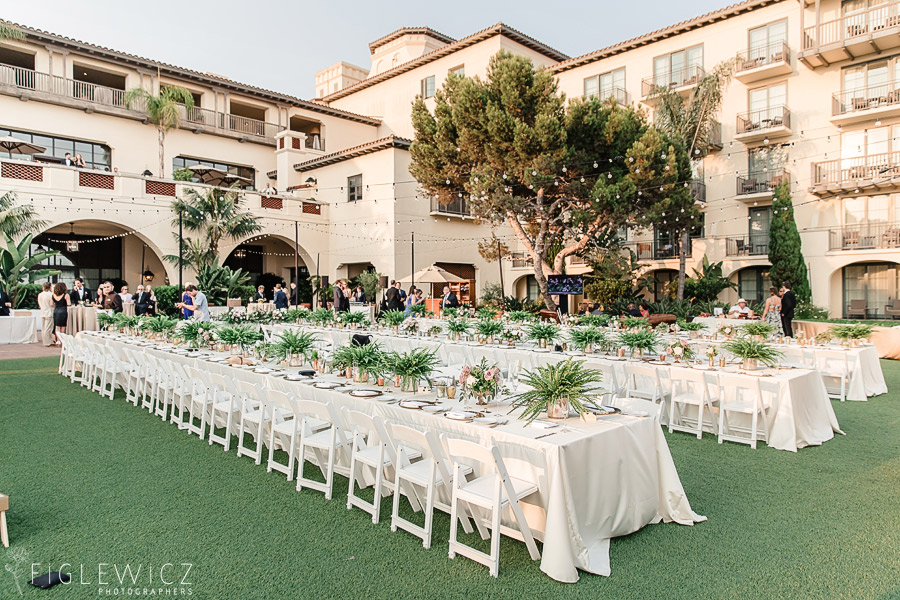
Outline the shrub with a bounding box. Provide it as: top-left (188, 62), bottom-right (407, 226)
top-left (12, 283), bottom-right (41, 309)
top-left (234, 285), bottom-right (255, 303)
top-left (152, 285), bottom-right (181, 316)
top-left (795, 302), bottom-right (829, 320)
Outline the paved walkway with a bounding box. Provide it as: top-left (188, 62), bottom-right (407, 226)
top-left (0, 343), bottom-right (61, 360)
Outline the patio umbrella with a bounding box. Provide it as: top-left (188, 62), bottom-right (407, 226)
top-left (188, 165), bottom-right (251, 187)
top-left (0, 135), bottom-right (46, 155)
top-left (398, 264), bottom-right (467, 284)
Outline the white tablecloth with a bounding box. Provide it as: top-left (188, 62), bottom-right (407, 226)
top-left (0, 315), bottom-right (39, 344)
top-left (92, 333), bottom-right (705, 583)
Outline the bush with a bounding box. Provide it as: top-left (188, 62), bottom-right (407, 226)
top-left (172, 168), bottom-right (194, 181)
top-left (234, 285), bottom-right (255, 303)
top-left (648, 298), bottom-right (693, 319)
top-left (152, 285), bottom-right (181, 316)
top-left (795, 302), bottom-right (829, 320)
top-left (254, 273), bottom-right (284, 298)
top-left (479, 283), bottom-right (504, 308)
top-left (13, 283), bottom-right (41, 309)
top-left (603, 297), bottom-right (642, 316)
top-left (584, 278), bottom-right (631, 305)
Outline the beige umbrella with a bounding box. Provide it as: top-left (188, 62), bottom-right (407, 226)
top-left (188, 165), bottom-right (251, 187)
top-left (398, 264), bottom-right (467, 285)
top-left (0, 135), bottom-right (46, 155)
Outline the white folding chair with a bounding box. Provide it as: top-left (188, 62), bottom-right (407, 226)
top-left (815, 350), bottom-right (850, 402)
top-left (717, 373), bottom-right (768, 449)
top-left (121, 347), bottom-right (144, 406)
top-left (207, 372), bottom-right (241, 451)
top-left (443, 437), bottom-right (541, 578)
top-left (624, 364), bottom-right (668, 405)
top-left (184, 366), bottom-right (215, 440)
top-left (293, 398), bottom-right (350, 500)
top-left (668, 369), bottom-right (719, 439)
top-left (167, 361), bottom-right (194, 429)
top-left (236, 379), bottom-right (284, 464)
top-left (782, 347), bottom-right (815, 369)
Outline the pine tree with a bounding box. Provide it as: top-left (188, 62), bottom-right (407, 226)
top-left (768, 181), bottom-right (811, 303)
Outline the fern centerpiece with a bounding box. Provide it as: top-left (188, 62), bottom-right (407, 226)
top-left (741, 322), bottom-right (776, 340)
top-left (723, 338), bottom-right (783, 370)
top-left (618, 329), bottom-right (659, 358)
top-left (97, 313), bottom-right (117, 331)
top-left (446, 318), bottom-right (471, 341)
top-left (475, 318), bottom-right (504, 343)
top-left (510, 359), bottom-right (604, 422)
top-left (282, 308), bottom-right (309, 323)
top-left (145, 315), bottom-right (177, 339)
top-left (476, 307), bottom-right (497, 320)
top-left (177, 320), bottom-right (214, 348)
top-left (441, 306), bottom-right (460, 320)
top-left (575, 313), bottom-right (610, 328)
top-left (349, 343), bottom-right (385, 383)
top-left (340, 310), bottom-right (368, 328)
top-left (273, 329), bottom-right (319, 366)
top-left (830, 323), bottom-right (874, 346)
top-left (621, 316), bottom-right (650, 330)
top-left (408, 303), bottom-right (431, 317)
top-left (380, 309), bottom-right (407, 330)
top-left (525, 322), bottom-right (560, 349)
top-left (507, 310), bottom-right (535, 323)
top-left (217, 325), bottom-right (263, 353)
top-left (387, 347), bottom-right (440, 393)
top-left (568, 326), bottom-right (607, 354)
top-left (310, 308), bottom-right (334, 326)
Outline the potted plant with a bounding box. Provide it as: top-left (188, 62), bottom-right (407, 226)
top-left (348, 342), bottom-right (384, 383)
top-left (568, 326), bottom-right (607, 354)
top-left (273, 329), bottom-right (319, 367)
top-left (476, 307), bottom-right (497, 321)
top-left (441, 306), bottom-right (460, 320)
top-left (676, 319), bottom-right (705, 338)
top-left (576, 313), bottom-right (610, 328)
top-left (510, 359), bottom-right (604, 422)
top-left (500, 327), bottom-right (522, 347)
top-left (380, 309), bottom-right (406, 333)
top-left (446, 318), bottom-right (471, 341)
top-left (217, 325), bottom-right (263, 356)
top-left (475, 318), bottom-right (504, 344)
top-left (507, 310), bottom-right (536, 323)
top-left (666, 339), bottom-right (695, 363)
top-left (178, 320), bottom-right (214, 349)
top-left (311, 308), bottom-right (334, 327)
top-left (408, 303), bottom-right (431, 318)
top-left (619, 329), bottom-right (659, 360)
top-left (331, 344), bottom-right (355, 378)
top-left (621, 316), bottom-right (650, 330)
top-left (741, 321), bottom-right (776, 342)
top-left (145, 315), bottom-right (177, 340)
top-left (97, 312), bottom-right (117, 332)
top-left (525, 322), bottom-right (560, 349)
top-left (388, 347), bottom-right (440, 393)
top-left (830, 323), bottom-right (874, 348)
top-left (723, 338), bottom-right (783, 370)
top-left (458, 357), bottom-right (503, 405)
top-left (341, 311), bottom-right (367, 329)
top-left (428, 325), bottom-right (443, 338)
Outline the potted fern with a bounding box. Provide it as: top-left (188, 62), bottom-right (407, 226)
top-left (507, 310), bottom-right (535, 323)
top-left (441, 306), bottom-right (460, 320)
top-left (723, 338), bottom-right (783, 370)
top-left (380, 309), bottom-right (406, 333)
top-left (568, 326), bottom-right (607, 354)
top-left (621, 316), bottom-right (650, 330)
top-left (341, 311), bottom-right (368, 329)
top-left (475, 318), bottom-right (504, 344)
top-left (145, 315), bottom-right (178, 340)
top-left (741, 321), bottom-right (776, 341)
top-left (676, 319), bottom-right (705, 338)
top-left (217, 325), bottom-right (263, 355)
top-left (274, 329), bottom-right (319, 366)
top-left (446, 318), bottom-right (471, 341)
top-left (619, 329), bottom-right (659, 359)
top-left (311, 308), bottom-right (334, 327)
top-left (525, 322), bottom-right (560, 349)
top-left (830, 323), bottom-right (874, 347)
top-left (576, 313), bottom-right (610, 328)
top-left (388, 347), bottom-right (440, 393)
top-left (510, 359), bottom-right (604, 422)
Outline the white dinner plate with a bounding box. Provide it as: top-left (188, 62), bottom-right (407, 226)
top-left (533, 347), bottom-right (551, 353)
top-left (474, 415), bottom-right (499, 425)
top-left (530, 420), bottom-right (559, 429)
top-left (399, 400), bottom-right (428, 409)
top-left (254, 368), bottom-right (273, 374)
top-left (349, 389), bottom-right (381, 397)
top-left (315, 382), bottom-right (342, 389)
top-left (648, 360), bottom-right (668, 365)
top-left (285, 375), bottom-right (307, 381)
top-left (422, 404), bottom-right (448, 413)
top-left (445, 410), bottom-right (477, 421)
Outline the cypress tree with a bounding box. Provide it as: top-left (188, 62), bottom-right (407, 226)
top-left (767, 181), bottom-right (811, 303)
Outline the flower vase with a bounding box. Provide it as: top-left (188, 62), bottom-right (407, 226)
top-left (289, 354), bottom-right (302, 367)
top-left (473, 391), bottom-right (492, 406)
top-left (850, 339), bottom-right (861, 348)
top-left (742, 357), bottom-right (758, 371)
top-left (539, 338), bottom-right (548, 349)
top-left (392, 326), bottom-right (400, 334)
top-left (708, 356), bottom-right (715, 367)
top-left (584, 344), bottom-right (593, 355)
top-left (230, 344), bottom-right (241, 355)
top-left (400, 376), bottom-right (417, 393)
top-left (546, 397), bottom-right (570, 420)
top-left (690, 331), bottom-right (699, 339)
top-left (353, 369), bottom-right (369, 383)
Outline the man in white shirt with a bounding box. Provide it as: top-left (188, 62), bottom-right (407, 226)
top-left (37, 282), bottom-right (54, 346)
top-left (728, 298), bottom-right (754, 318)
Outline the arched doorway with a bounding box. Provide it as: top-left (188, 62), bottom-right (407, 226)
top-left (224, 235), bottom-right (314, 303)
top-left (33, 220), bottom-right (167, 291)
top-left (839, 261), bottom-right (900, 318)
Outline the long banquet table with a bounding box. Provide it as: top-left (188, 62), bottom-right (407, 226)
top-left (273, 325), bottom-right (843, 452)
top-left (89, 332), bottom-right (705, 583)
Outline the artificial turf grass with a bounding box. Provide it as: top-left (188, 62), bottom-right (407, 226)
top-left (0, 358), bottom-right (897, 599)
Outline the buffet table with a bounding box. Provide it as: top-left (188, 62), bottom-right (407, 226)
top-left (90, 332), bottom-right (705, 583)
top-left (247, 302), bottom-right (277, 314)
top-left (0, 315), bottom-right (39, 344)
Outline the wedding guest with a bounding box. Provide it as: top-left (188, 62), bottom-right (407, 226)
top-left (0, 287), bottom-right (11, 316)
top-left (340, 280), bottom-right (351, 312)
top-left (333, 280), bottom-right (347, 312)
top-left (273, 283), bottom-right (288, 309)
top-left (63, 152), bottom-right (75, 167)
top-left (441, 285), bottom-right (459, 309)
top-left (639, 303), bottom-right (652, 318)
top-left (289, 282), bottom-right (300, 307)
top-left (780, 282), bottom-right (797, 338)
top-left (102, 281), bottom-right (123, 313)
top-left (177, 284), bottom-right (210, 322)
top-left (38, 282), bottom-right (54, 346)
top-left (728, 299), bottom-right (753, 318)
top-left (253, 285), bottom-right (267, 302)
top-left (181, 285), bottom-right (193, 320)
top-left (134, 285), bottom-right (150, 315)
top-left (627, 302), bottom-right (642, 317)
top-left (762, 287), bottom-right (784, 336)
top-left (120, 285), bottom-right (133, 304)
top-left (145, 285), bottom-right (157, 316)
top-left (397, 281), bottom-right (407, 305)
top-left (69, 277), bottom-right (93, 304)
top-left (352, 284), bottom-right (366, 303)
top-left (74, 154), bottom-right (86, 168)
top-left (385, 280), bottom-right (403, 311)
top-left (51, 282), bottom-right (71, 344)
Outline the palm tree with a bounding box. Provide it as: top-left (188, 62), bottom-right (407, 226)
top-left (0, 191), bottom-right (47, 237)
top-left (649, 60), bottom-right (734, 300)
top-left (163, 237), bottom-right (216, 271)
top-left (0, 21), bottom-right (24, 40)
top-left (124, 86), bottom-right (195, 178)
top-left (170, 187), bottom-right (261, 266)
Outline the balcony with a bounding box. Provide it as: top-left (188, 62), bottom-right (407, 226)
top-left (430, 196), bottom-right (470, 218)
top-left (508, 252), bottom-right (534, 268)
top-left (630, 238), bottom-right (692, 261)
top-left (0, 62), bottom-right (285, 145)
top-left (801, 1), bottom-right (900, 68)
top-left (708, 120), bottom-right (723, 151)
top-left (831, 84), bottom-right (900, 126)
top-left (726, 235), bottom-right (769, 257)
top-left (735, 42), bottom-right (793, 84)
top-left (641, 65), bottom-right (705, 101)
top-left (690, 180), bottom-right (706, 203)
top-left (829, 222), bottom-right (900, 251)
top-left (736, 169), bottom-right (789, 200)
top-left (734, 106), bottom-right (791, 143)
top-left (810, 151), bottom-right (900, 197)
top-left (585, 86), bottom-right (631, 106)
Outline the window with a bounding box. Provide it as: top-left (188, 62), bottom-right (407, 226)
top-left (172, 156), bottom-right (255, 189)
top-left (748, 20), bottom-right (787, 59)
top-left (0, 127), bottom-right (111, 169)
top-left (843, 194), bottom-right (900, 227)
top-left (449, 65), bottom-right (464, 77)
top-left (347, 174), bottom-right (362, 202)
top-left (841, 124), bottom-right (900, 164)
top-left (748, 82), bottom-right (787, 124)
top-left (749, 206), bottom-right (772, 253)
top-left (653, 45), bottom-right (703, 87)
top-left (841, 56), bottom-right (900, 104)
top-left (843, 262), bottom-right (900, 318)
top-left (584, 68), bottom-right (626, 103)
top-left (748, 146), bottom-right (785, 175)
top-left (738, 267), bottom-right (772, 304)
top-left (421, 76), bottom-right (436, 98)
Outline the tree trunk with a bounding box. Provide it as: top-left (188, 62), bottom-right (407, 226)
top-left (677, 230), bottom-right (689, 300)
top-left (532, 257), bottom-right (557, 312)
top-left (158, 128), bottom-right (165, 178)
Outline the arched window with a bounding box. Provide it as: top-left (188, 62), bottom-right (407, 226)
top-left (842, 261), bottom-right (900, 318)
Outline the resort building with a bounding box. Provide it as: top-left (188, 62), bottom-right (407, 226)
top-left (2, 0), bottom-right (899, 316)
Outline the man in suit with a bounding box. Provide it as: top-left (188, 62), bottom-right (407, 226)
top-left (0, 288), bottom-right (12, 316)
top-left (101, 281), bottom-right (123, 313)
top-left (332, 281), bottom-right (346, 312)
top-left (69, 277), bottom-right (93, 305)
top-left (289, 282), bottom-right (300, 307)
top-left (385, 280), bottom-right (402, 311)
top-left (134, 285), bottom-right (153, 316)
top-left (274, 283), bottom-right (288, 309)
top-left (252, 285), bottom-right (267, 302)
top-left (441, 285), bottom-right (460, 309)
top-left (37, 282), bottom-right (54, 346)
top-left (352, 285), bottom-right (366, 303)
top-left (780, 281), bottom-right (797, 338)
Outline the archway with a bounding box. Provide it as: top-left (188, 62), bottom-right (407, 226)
top-left (830, 260), bottom-right (900, 319)
top-left (33, 219), bottom-right (168, 292)
top-left (224, 234), bottom-right (316, 304)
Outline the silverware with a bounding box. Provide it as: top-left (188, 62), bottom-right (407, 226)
top-left (534, 430), bottom-right (558, 439)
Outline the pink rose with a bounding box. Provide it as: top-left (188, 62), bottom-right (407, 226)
top-left (459, 374), bottom-right (468, 386)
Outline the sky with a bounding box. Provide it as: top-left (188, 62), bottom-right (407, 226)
top-left (4, 0), bottom-right (731, 99)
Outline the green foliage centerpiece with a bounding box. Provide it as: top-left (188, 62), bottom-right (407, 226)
top-left (446, 318), bottom-right (471, 341)
top-left (568, 326), bottom-right (607, 354)
top-left (723, 338), bottom-right (783, 370)
top-left (830, 323), bottom-right (874, 347)
top-left (525, 322), bottom-right (560, 349)
top-left (510, 359), bottom-right (604, 422)
top-left (618, 329), bottom-right (659, 359)
top-left (273, 330), bottom-right (319, 366)
top-left (388, 347), bottom-right (440, 393)
top-left (741, 321), bottom-right (776, 340)
top-left (380, 309), bottom-right (406, 331)
top-left (217, 325), bottom-right (263, 354)
top-left (475, 318), bottom-right (504, 344)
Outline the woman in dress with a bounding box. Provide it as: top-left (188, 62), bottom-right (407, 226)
top-left (762, 286), bottom-right (784, 335)
top-left (51, 281), bottom-right (71, 344)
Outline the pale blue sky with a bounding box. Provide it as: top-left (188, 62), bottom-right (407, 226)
top-left (4, 0), bottom-right (730, 98)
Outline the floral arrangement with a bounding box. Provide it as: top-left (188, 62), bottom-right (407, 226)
top-left (814, 331), bottom-right (834, 345)
top-left (428, 325), bottom-right (443, 336)
top-left (501, 327), bottom-right (523, 344)
top-left (706, 345), bottom-right (718, 359)
top-left (718, 324), bottom-right (735, 337)
top-left (403, 319), bottom-right (419, 334)
top-left (654, 322), bottom-right (671, 334)
top-left (459, 357), bottom-right (502, 404)
top-left (177, 320), bottom-right (215, 348)
top-left (441, 306), bottom-right (460, 319)
top-left (666, 339), bottom-right (695, 361)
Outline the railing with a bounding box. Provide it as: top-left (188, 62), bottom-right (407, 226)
top-left (586, 86), bottom-right (630, 105)
top-left (690, 180), bottom-right (706, 203)
top-left (832, 83), bottom-right (900, 116)
top-left (726, 234), bottom-right (769, 256)
top-left (829, 222), bottom-right (900, 250)
top-left (508, 252), bottom-right (534, 268)
top-left (736, 106), bottom-right (791, 134)
top-left (641, 65), bottom-right (705, 97)
top-left (736, 168), bottom-right (788, 196)
top-left (0, 62), bottom-right (284, 142)
top-left (430, 196), bottom-right (470, 216)
top-left (735, 41), bottom-right (791, 72)
top-left (708, 120), bottom-right (722, 150)
top-left (803, 1), bottom-right (900, 49)
top-left (630, 238), bottom-right (691, 260)
top-left (811, 151), bottom-right (900, 185)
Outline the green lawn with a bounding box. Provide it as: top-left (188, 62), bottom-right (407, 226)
top-left (1, 357), bottom-right (898, 600)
